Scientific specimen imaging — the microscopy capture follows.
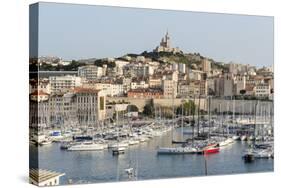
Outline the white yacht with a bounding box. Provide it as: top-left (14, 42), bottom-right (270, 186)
top-left (67, 142), bottom-right (105, 151)
top-left (232, 135), bottom-right (240, 140)
top-left (157, 146), bottom-right (198, 154)
top-left (108, 140), bottom-right (129, 148)
top-left (112, 146), bottom-right (126, 155)
top-left (219, 137), bottom-right (234, 147)
top-left (240, 135), bottom-right (247, 141)
top-left (39, 139), bottom-right (52, 146)
top-left (138, 136), bottom-right (149, 142)
top-left (128, 139), bottom-right (139, 145)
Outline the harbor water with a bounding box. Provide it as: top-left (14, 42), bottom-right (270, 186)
top-left (30, 128), bottom-right (273, 185)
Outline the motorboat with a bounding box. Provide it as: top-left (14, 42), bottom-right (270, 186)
top-left (128, 139), bottom-right (139, 145)
top-left (39, 139), bottom-right (52, 146)
top-left (240, 135), bottom-right (247, 141)
top-left (108, 140), bottom-right (129, 148)
top-left (112, 146), bottom-right (126, 155)
top-left (219, 138), bottom-right (234, 147)
top-left (67, 141), bottom-right (105, 151)
top-left (157, 146), bottom-right (198, 154)
top-left (232, 135), bottom-right (240, 140)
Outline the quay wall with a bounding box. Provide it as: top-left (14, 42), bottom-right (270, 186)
top-left (107, 97), bottom-right (273, 114)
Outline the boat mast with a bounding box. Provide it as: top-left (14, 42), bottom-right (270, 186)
top-left (253, 100), bottom-right (258, 145)
top-left (181, 98), bottom-right (184, 141)
top-left (192, 94), bottom-right (196, 147)
top-left (197, 95), bottom-right (201, 137)
top-left (208, 96), bottom-right (211, 140)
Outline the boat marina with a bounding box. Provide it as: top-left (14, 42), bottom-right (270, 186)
top-left (30, 98), bottom-right (274, 185)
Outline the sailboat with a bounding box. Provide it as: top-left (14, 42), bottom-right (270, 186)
top-left (157, 94), bottom-right (198, 155)
top-left (219, 100), bottom-right (234, 148)
top-left (112, 110), bottom-right (126, 155)
top-left (201, 96), bottom-right (220, 154)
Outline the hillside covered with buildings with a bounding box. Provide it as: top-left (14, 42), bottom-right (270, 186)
top-left (29, 31), bottom-right (274, 127)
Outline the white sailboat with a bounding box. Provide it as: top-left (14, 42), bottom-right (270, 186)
top-left (219, 100), bottom-right (234, 148)
top-left (112, 110), bottom-right (126, 155)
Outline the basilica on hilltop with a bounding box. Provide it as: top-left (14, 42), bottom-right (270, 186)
top-left (153, 31), bottom-right (182, 54)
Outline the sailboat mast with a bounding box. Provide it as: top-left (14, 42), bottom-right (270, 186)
top-left (181, 99), bottom-right (184, 141)
top-left (197, 95), bottom-right (201, 137)
top-left (208, 96), bottom-right (211, 140)
top-left (254, 100), bottom-right (258, 145)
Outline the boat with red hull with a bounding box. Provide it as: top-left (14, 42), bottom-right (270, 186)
top-left (203, 143), bottom-right (220, 154)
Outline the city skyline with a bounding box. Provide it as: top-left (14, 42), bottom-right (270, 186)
top-left (37, 3), bottom-right (274, 68)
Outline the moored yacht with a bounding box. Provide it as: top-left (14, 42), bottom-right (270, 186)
top-left (157, 146), bottom-right (198, 154)
top-left (240, 135), bottom-right (247, 141)
top-left (67, 141), bottom-right (105, 151)
top-left (202, 143), bottom-right (220, 154)
top-left (219, 137), bottom-right (234, 147)
top-left (112, 146), bottom-right (126, 155)
top-left (108, 140), bottom-right (129, 148)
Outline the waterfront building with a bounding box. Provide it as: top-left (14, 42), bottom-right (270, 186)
top-left (199, 80), bottom-right (208, 96)
top-left (245, 84), bottom-right (255, 96)
top-left (78, 65), bottom-right (103, 80)
top-left (162, 79), bottom-right (177, 98)
top-left (235, 75), bottom-right (246, 95)
top-left (254, 83), bottom-right (271, 98)
top-left (49, 75), bottom-right (82, 94)
top-left (188, 80), bottom-right (207, 97)
top-left (127, 88), bottom-right (163, 99)
top-left (30, 87), bottom-right (106, 128)
top-left (29, 96), bottom-right (49, 128)
top-left (207, 78), bottom-right (215, 95)
top-left (214, 73), bottom-right (234, 97)
top-left (48, 93), bottom-right (73, 126)
top-left (74, 87), bottom-right (106, 124)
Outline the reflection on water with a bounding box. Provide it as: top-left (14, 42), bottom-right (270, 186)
top-left (30, 128), bottom-right (273, 185)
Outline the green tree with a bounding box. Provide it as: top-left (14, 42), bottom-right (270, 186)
top-left (240, 89), bottom-right (246, 95)
top-left (143, 101), bottom-right (154, 117)
top-left (176, 101), bottom-right (196, 116)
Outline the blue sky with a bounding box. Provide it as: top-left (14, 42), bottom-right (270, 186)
top-left (37, 2), bottom-right (274, 67)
